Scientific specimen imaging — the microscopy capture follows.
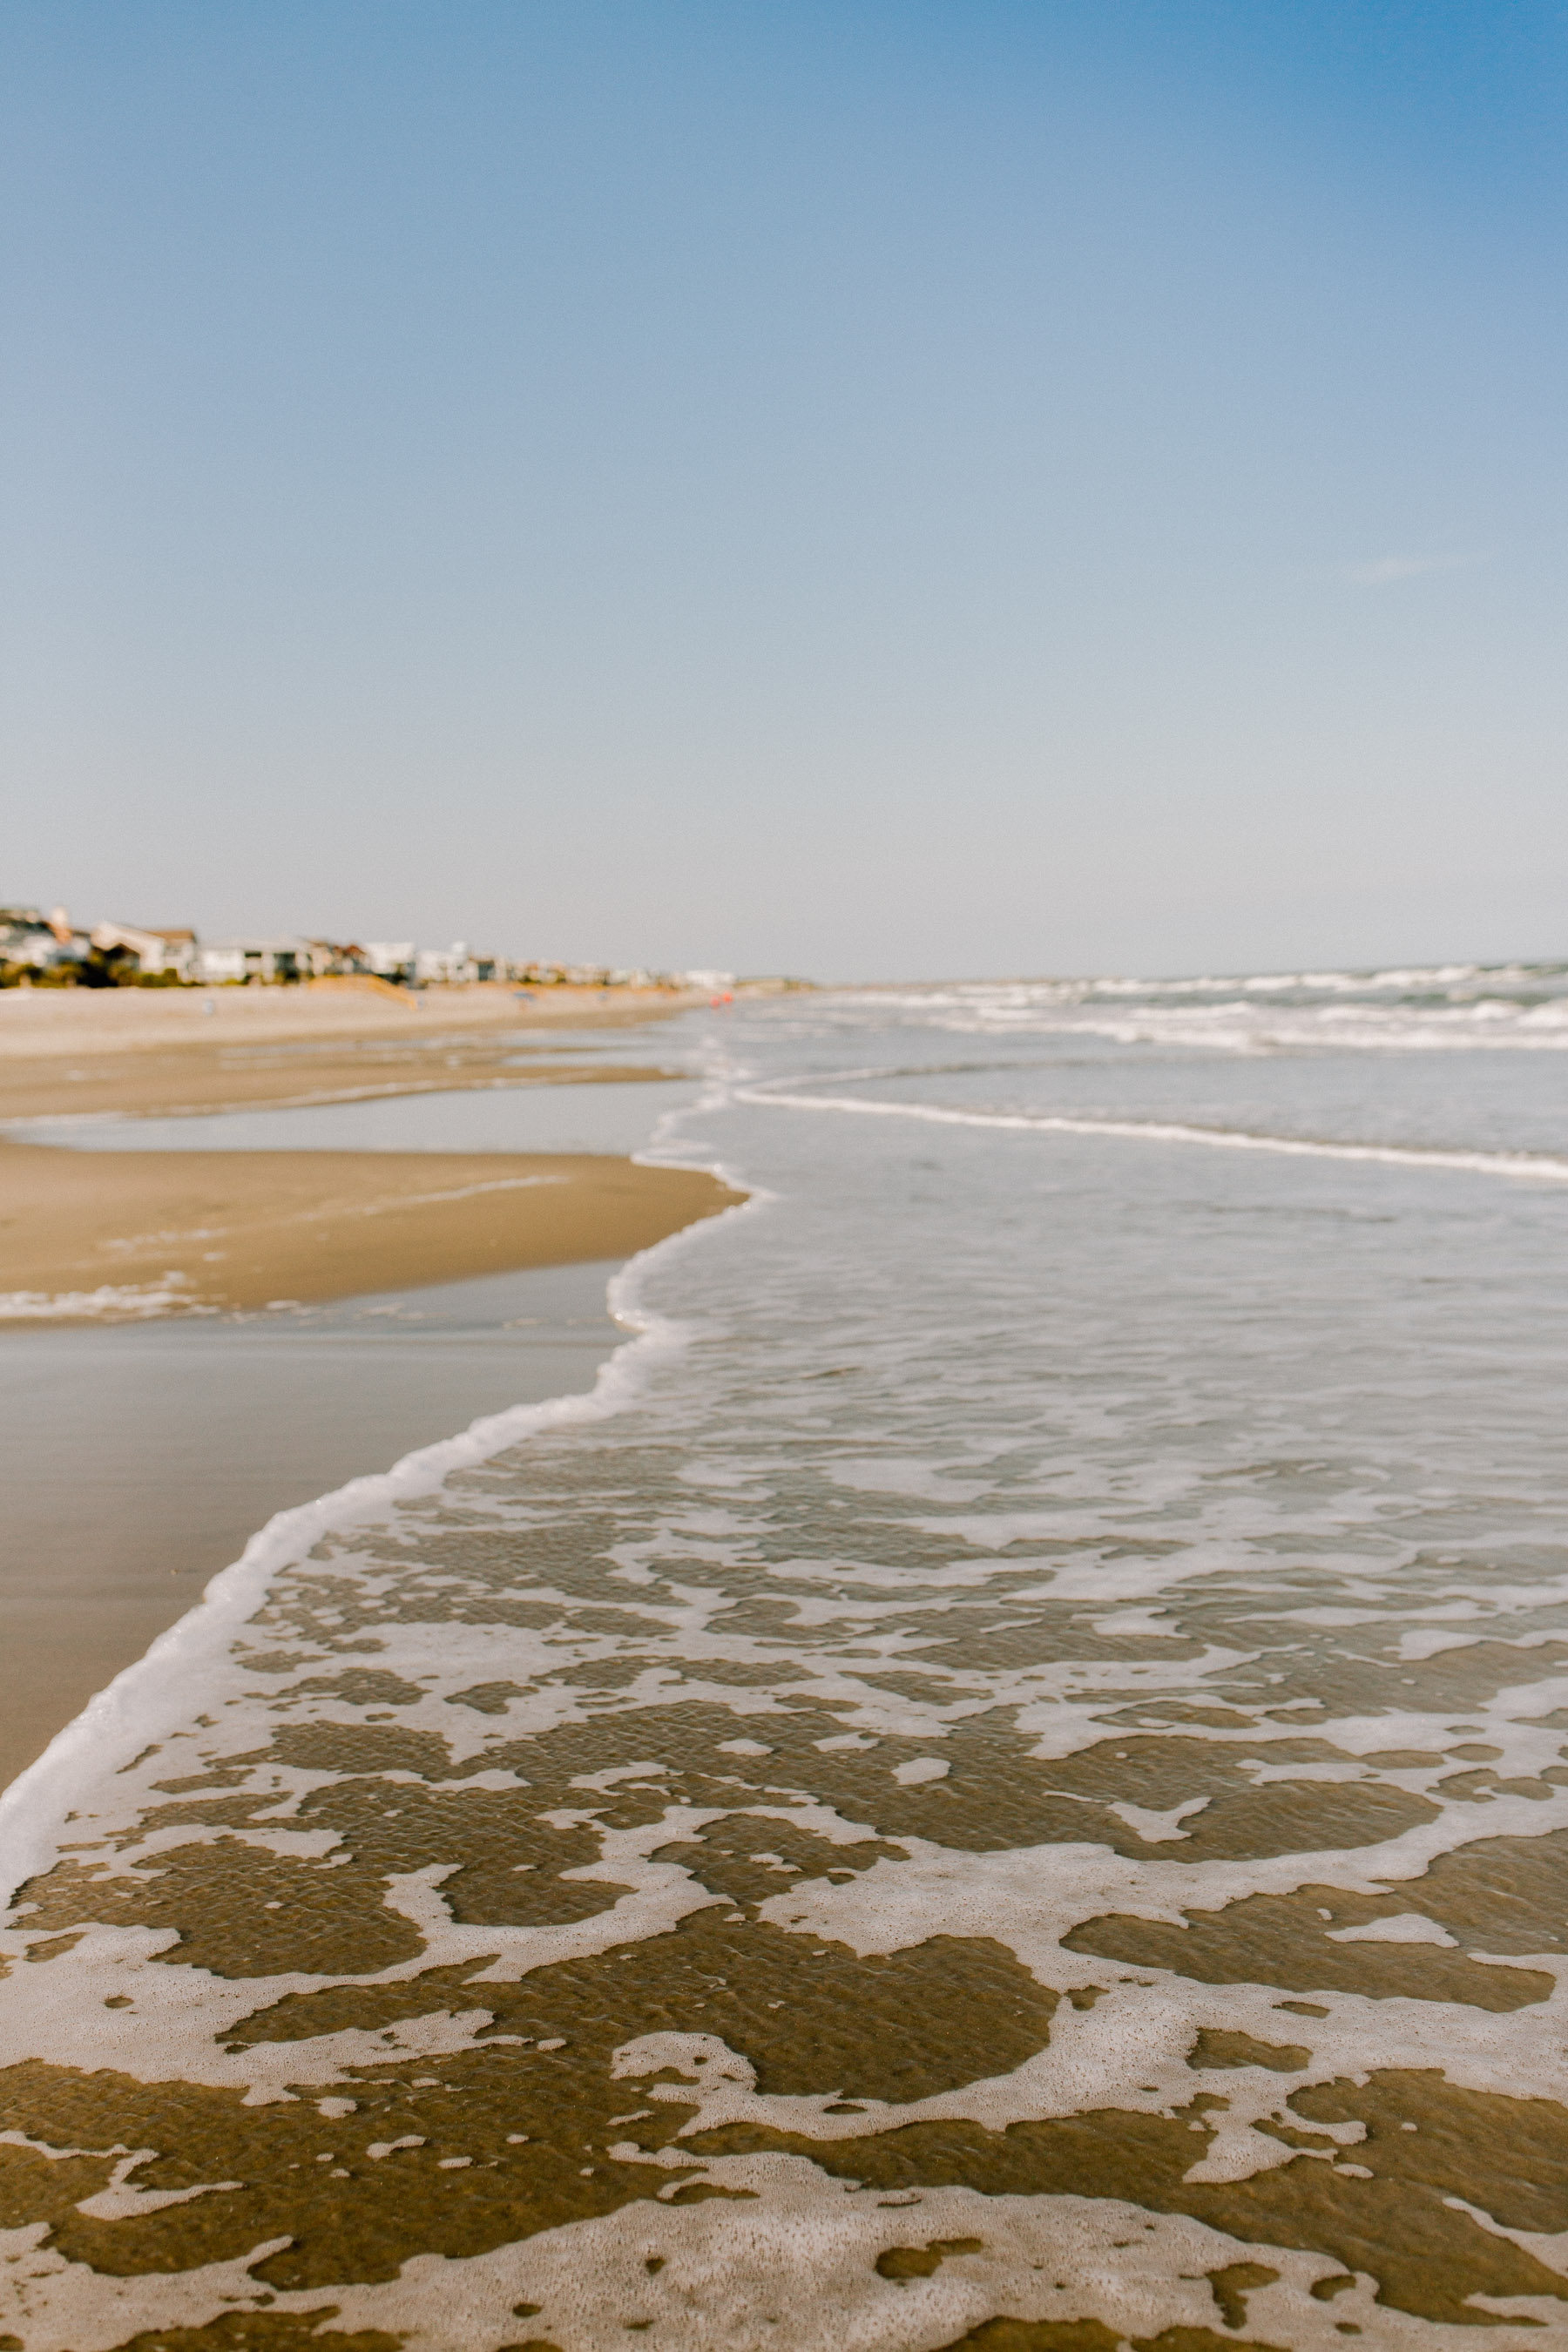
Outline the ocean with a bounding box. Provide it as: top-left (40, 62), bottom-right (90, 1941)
top-left (3, 965), bottom-right (1567, 2349)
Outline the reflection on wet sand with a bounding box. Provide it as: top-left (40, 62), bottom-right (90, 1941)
top-left (3, 1409), bottom-right (1566, 2348)
top-left (3, 974), bottom-right (1567, 2349)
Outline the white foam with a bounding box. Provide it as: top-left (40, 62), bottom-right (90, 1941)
top-left (0, 1146), bottom-right (759, 1906)
top-left (0, 1280), bottom-right (212, 1321)
top-left (3, 990), bottom-right (1565, 2342)
top-left (736, 1085), bottom-right (1568, 1181)
top-left (0, 2174), bottom-right (1434, 2352)
top-left (824, 966), bottom-right (1568, 1054)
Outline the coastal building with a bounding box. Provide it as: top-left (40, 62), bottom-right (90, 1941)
top-left (197, 934), bottom-right (321, 983)
top-left (363, 941), bottom-right (416, 983)
top-left (414, 941), bottom-right (497, 984)
top-left (0, 908), bottom-right (84, 972)
top-left (304, 939), bottom-right (373, 976)
top-left (90, 923), bottom-right (199, 980)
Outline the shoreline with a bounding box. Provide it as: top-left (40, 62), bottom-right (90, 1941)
top-left (0, 975), bottom-right (708, 1053)
top-left (0, 1259), bottom-right (632, 1794)
top-left (0, 988), bottom-right (740, 1796)
top-left (0, 980), bottom-right (704, 1120)
top-left (1, 1139), bottom-right (742, 1323)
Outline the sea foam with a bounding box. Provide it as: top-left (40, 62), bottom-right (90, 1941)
top-left (3, 983), bottom-right (1566, 2347)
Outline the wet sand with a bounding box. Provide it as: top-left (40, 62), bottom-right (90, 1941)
top-left (0, 991), bottom-right (735, 1786)
top-left (0, 1260), bottom-right (625, 1791)
top-left (0, 976), bottom-right (702, 1056)
top-left (1, 1140), bottom-right (740, 1321)
top-left (2, 979), bottom-right (1564, 2345)
top-left (0, 982), bottom-right (695, 1119)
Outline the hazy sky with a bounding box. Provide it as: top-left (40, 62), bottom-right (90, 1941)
top-left (3, 3), bottom-right (1565, 979)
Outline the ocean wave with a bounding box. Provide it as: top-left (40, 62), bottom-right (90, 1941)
top-left (853, 960), bottom-right (1568, 1004)
top-left (737, 1084), bottom-right (1568, 1181)
top-left (825, 966), bottom-right (1568, 1054)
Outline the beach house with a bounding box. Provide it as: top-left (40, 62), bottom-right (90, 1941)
top-left (90, 923), bottom-right (199, 980)
top-left (413, 941), bottom-right (499, 983)
top-left (0, 907), bottom-right (87, 975)
top-left (364, 942), bottom-right (416, 983)
top-left (196, 934), bottom-right (321, 983)
top-left (304, 939), bottom-right (374, 976)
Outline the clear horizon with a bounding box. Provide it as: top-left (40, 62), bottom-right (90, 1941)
top-left (4, 3), bottom-right (1565, 981)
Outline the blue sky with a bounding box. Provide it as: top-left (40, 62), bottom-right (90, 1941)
top-left (3, 2), bottom-right (1565, 977)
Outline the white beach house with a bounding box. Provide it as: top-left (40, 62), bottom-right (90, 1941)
top-left (196, 934), bottom-right (323, 983)
top-left (363, 941), bottom-right (416, 982)
top-left (90, 923), bottom-right (199, 980)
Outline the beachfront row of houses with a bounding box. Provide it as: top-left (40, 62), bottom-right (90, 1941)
top-left (0, 909), bottom-right (714, 992)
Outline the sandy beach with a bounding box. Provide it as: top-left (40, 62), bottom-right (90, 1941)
top-left (0, 990), bottom-right (735, 1783)
top-left (2, 1139), bottom-right (739, 1321)
top-left (0, 979), bottom-right (698, 1119)
top-left (4, 983), bottom-right (1567, 2341)
top-left (0, 980), bottom-right (736, 1322)
top-left (0, 976), bottom-right (706, 1054)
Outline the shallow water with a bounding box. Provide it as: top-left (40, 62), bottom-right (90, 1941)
top-left (23, 1066), bottom-right (700, 1158)
top-left (0, 1262), bottom-right (624, 1794)
top-left (3, 966), bottom-right (1567, 2349)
